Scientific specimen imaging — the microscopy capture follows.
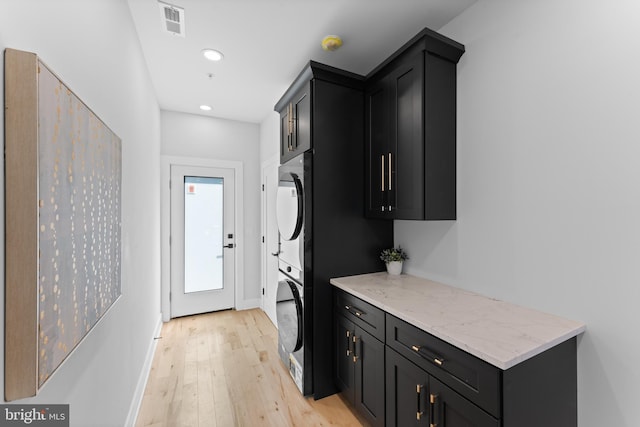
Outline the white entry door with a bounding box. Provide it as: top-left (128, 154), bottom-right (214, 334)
top-left (170, 165), bottom-right (235, 318)
top-left (261, 160), bottom-right (279, 326)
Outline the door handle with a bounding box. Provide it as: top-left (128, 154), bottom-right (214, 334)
top-left (223, 243), bottom-right (234, 249)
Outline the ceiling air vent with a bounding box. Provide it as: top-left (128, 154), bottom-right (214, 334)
top-left (158, 1), bottom-right (185, 37)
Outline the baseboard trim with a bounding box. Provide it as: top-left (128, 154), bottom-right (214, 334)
top-left (236, 298), bottom-right (261, 311)
top-left (125, 314), bottom-right (163, 427)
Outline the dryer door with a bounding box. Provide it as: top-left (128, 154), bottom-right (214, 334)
top-left (276, 276), bottom-right (303, 353)
top-left (276, 172), bottom-right (303, 241)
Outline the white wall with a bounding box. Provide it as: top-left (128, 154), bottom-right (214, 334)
top-left (260, 113), bottom-right (280, 164)
top-left (396, 1), bottom-right (640, 425)
top-left (0, 0), bottom-right (162, 425)
top-left (161, 110), bottom-right (261, 305)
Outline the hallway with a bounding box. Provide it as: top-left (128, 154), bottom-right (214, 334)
top-left (135, 309), bottom-right (365, 426)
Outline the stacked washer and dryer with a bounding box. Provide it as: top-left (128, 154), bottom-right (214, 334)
top-left (275, 153), bottom-right (310, 394)
top-left (273, 62), bottom-right (393, 399)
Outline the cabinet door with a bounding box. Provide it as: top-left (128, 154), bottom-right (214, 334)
top-left (365, 52), bottom-right (424, 219)
top-left (354, 326), bottom-right (385, 427)
top-left (293, 85), bottom-right (311, 155)
top-left (280, 106), bottom-right (292, 161)
top-left (430, 377), bottom-right (499, 427)
top-left (365, 79), bottom-right (390, 218)
top-left (334, 315), bottom-right (355, 404)
top-left (280, 84), bottom-right (311, 164)
top-left (386, 347), bottom-right (430, 427)
top-left (388, 52), bottom-right (424, 220)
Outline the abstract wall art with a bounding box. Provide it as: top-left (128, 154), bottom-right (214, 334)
top-left (4, 48), bottom-right (122, 400)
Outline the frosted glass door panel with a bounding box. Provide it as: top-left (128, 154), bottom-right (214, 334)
top-left (184, 176), bottom-right (223, 293)
top-left (170, 164), bottom-right (235, 318)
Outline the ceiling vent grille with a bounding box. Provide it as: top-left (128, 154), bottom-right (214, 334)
top-left (158, 1), bottom-right (185, 37)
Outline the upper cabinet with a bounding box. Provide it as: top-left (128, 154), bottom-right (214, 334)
top-left (278, 83), bottom-right (311, 164)
top-left (365, 28), bottom-right (464, 220)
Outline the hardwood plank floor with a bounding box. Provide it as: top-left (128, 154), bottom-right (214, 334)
top-left (135, 308), bottom-right (366, 427)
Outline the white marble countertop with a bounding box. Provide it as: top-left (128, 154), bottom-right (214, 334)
top-left (330, 272), bottom-right (586, 370)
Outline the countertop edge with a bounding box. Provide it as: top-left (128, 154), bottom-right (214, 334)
top-left (330, 275), bottom-right (586, 370)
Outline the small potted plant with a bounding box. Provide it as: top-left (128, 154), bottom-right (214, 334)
top-left (380, 247), bottom-right (409, 275)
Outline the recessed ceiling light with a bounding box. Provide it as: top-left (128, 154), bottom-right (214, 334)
top-left (199, 105), bottom-right (212, 111)
top-left (202, 49), bottom-right (224, 61)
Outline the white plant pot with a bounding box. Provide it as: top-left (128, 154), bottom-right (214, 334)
top-left (386, 261), bottom-right (403, 275)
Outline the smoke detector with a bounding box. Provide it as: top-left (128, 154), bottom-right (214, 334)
top-left (158, 1), bottom-right (185, 37)
top-left (321, 35), bottom-right (343, 51)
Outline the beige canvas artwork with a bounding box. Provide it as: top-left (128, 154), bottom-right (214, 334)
top-left (4, 48), bottom-right (121, 400)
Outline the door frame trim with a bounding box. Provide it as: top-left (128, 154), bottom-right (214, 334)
top-left (161, 155), bottom-right (244, 322)
top-left (260, 154), bottom-right (279, 323)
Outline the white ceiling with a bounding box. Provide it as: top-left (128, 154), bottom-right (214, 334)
top-left (127, 0), bottom-right (476, 124)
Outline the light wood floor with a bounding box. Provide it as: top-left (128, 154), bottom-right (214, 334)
top-left (135, 308), bottom-right (366, 427)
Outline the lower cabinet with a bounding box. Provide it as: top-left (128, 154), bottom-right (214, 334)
top-left (333, 288), bottom-right (579, 427)
top-left (386, 348), bottom-right (498, 427)
top-left (335, 314), bottom-right (385, 427)
top-left (385, 347), bottom-right (429, 426)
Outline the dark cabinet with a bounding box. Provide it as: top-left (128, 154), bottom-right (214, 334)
top-left (334, 290), bottom-right (385, 427)
top-left (386, 347), bottom-right (430, 427)
top-left (365, 28), bottom-right (464, 220)
top-left (386, 347), bottom-right (498, 427)
top-left (275, 62), bottom-right (394, 400)
top-left (430, 376), bottom-right (499, 427)
top-left (366, 52), bottom-right (424, 219)
top-left (386, 313), bottom-right (578, 427)
top-left (334, 288), bottom-right (579, 427)
top-left (278, 83), bottom-right (311, 163)
top-left (386, 347), bottom-right (500, 427)
top-left (334, 314), bottom-right (355, 399)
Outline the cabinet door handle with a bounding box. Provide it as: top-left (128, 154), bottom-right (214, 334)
top-left (345, 330), bottom-right (351, 356)
top-left (381, 154), bottom-right (385, 192)
top-left (346, 305), bottom-right (366, 318)
top-left (388, 152), bottom-right (393, 211)
top-left (411, 345), bottom-right (445, 367)
top-left (416, 383), bottom-right (426, 420)
top-left (381, 154), bottom-right (386, 212)
top-left (388, 152), bottom-right (392, 191)
top-left (429, 393), bottom-right (439, 427)
top-left (291, 102), bottom-right (297, 149)
top-left (289, 103), bottom-right (294, 151)
top-left (352, 335), bottom-right (359, 363)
